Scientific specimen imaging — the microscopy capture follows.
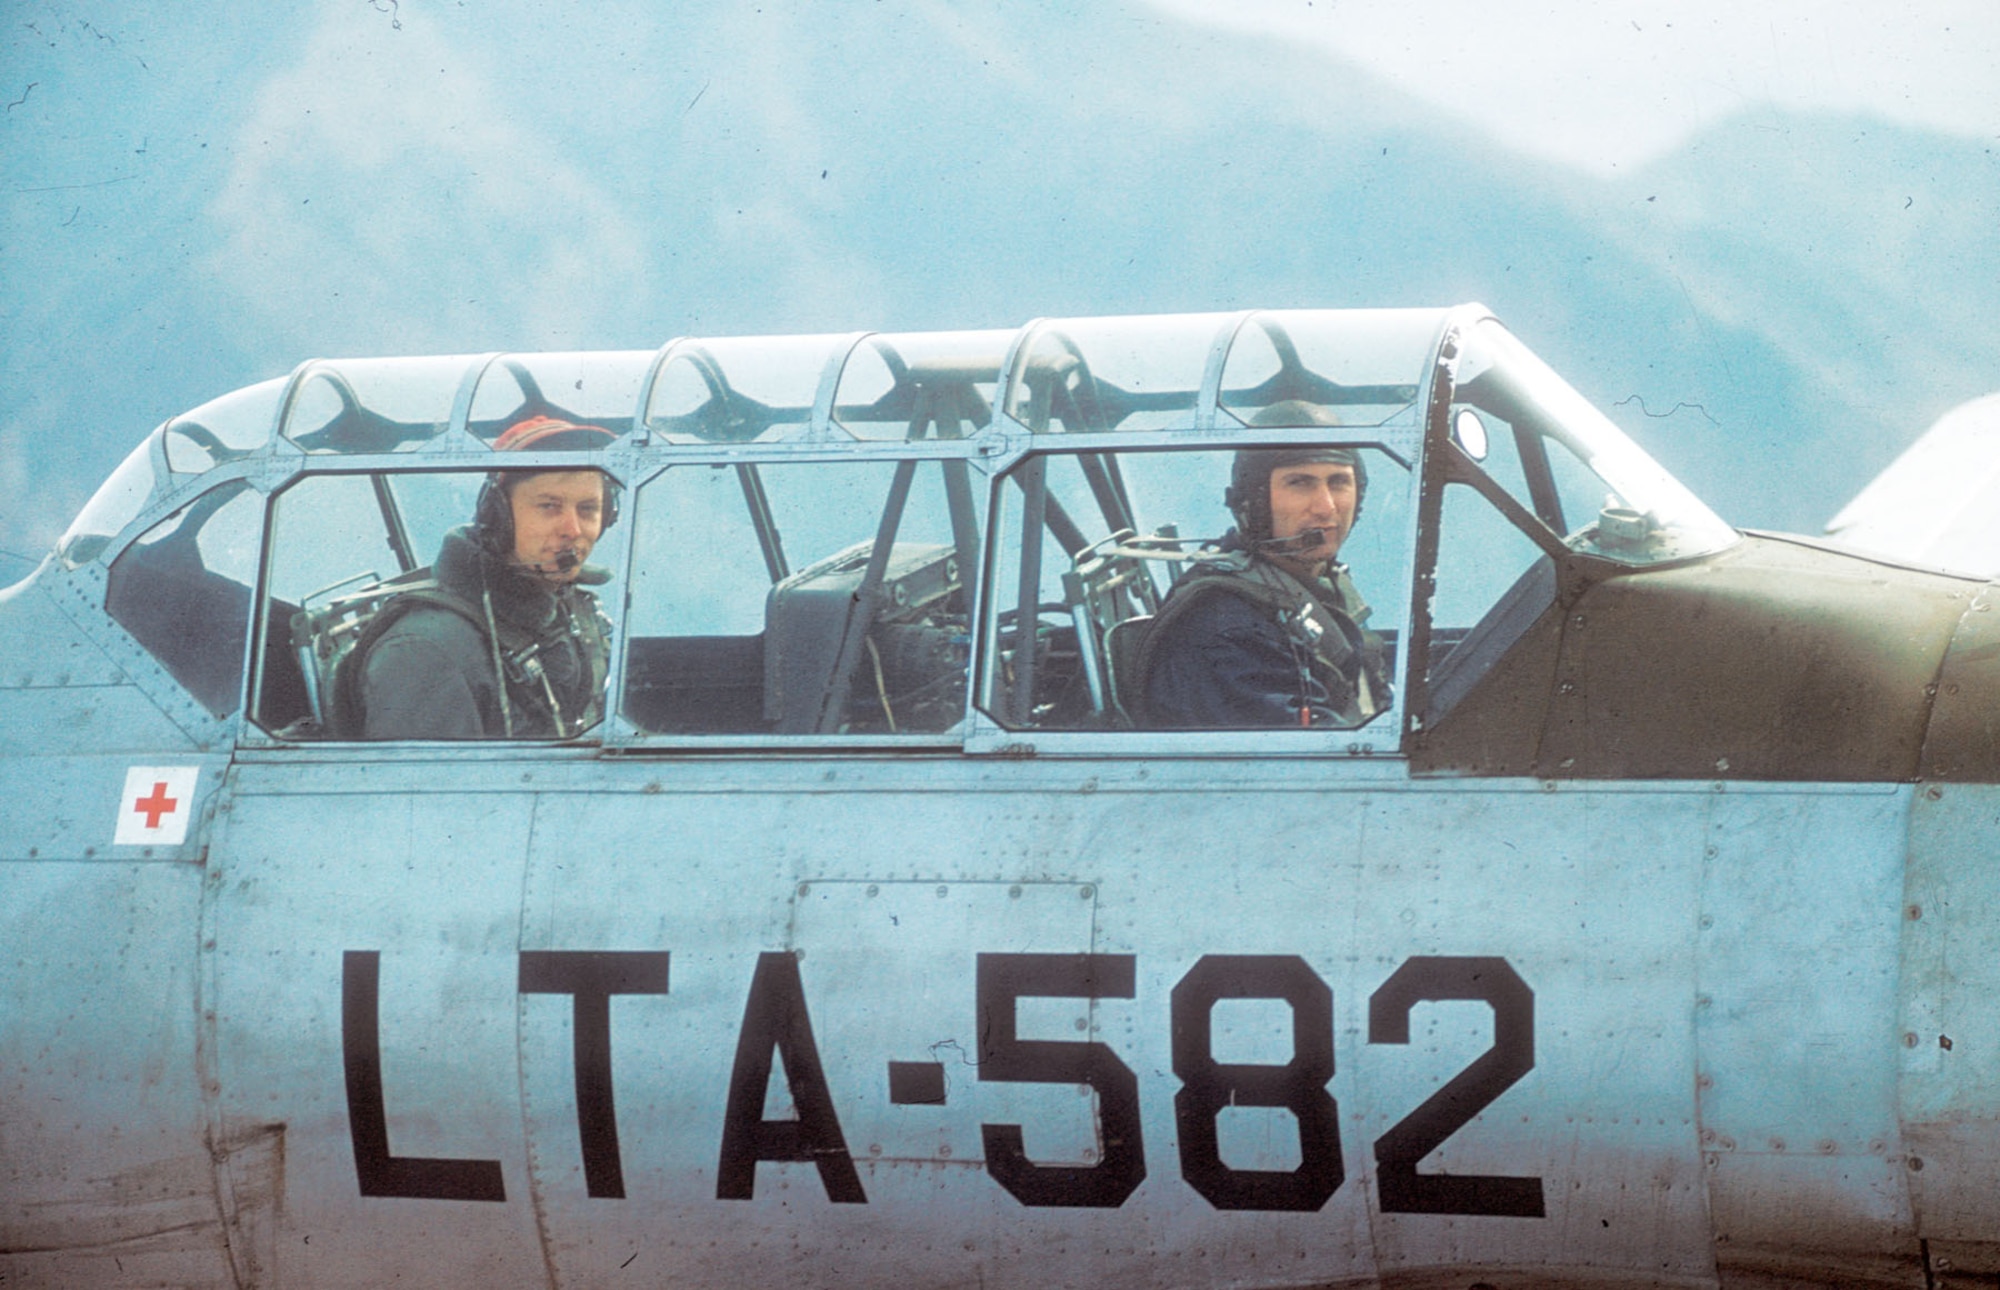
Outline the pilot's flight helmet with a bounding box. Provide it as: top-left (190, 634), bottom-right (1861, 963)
top-left (1226, 401), bottom-right (1368, 541)
top-left (474, 415), bottom-right (623, 555)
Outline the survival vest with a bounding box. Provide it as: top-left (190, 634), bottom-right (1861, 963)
top-left (1129, 555), bottom-right (1391, 727)
top-left (311, 577), bottom-right (609, 739)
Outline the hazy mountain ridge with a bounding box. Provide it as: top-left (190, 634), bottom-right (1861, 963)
top-left (1584, 113), bottom-right (2000, 517)
top-left (3, 1), bottom-right (1995, 564)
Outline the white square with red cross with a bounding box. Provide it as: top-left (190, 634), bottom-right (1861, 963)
top-left (114, 766), bottom-right (201, 847)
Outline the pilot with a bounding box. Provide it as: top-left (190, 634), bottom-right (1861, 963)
top-left (1140, 405), bottom-right (1391, 728)
top-left (347, 416), bottom-right (619, 739)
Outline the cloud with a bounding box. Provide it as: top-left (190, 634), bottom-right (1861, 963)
top-left (1143, 0), bottom-right (2000, 173)
top-left (204, 4), bottom-right (652, 359)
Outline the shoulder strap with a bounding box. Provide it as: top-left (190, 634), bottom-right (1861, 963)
top-left (328, 586), bottom-right (492, 738)
top-left (1144, 562), bottom-right (1292, 638)
top-left (1125, 564), bottom-right (1289, 722)
top-left (1131, 560), bottom-right (1390, 721)
top-left (572, 590), bottom-right (613, 707)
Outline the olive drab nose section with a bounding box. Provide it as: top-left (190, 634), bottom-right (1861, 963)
top-left (1917, 583), bottom-right (2000, 781)
top-left (1409, 534), bottom-right (1998, 781)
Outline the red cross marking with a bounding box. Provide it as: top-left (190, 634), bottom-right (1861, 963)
top-left (134, 781), bottom-right (179, 829)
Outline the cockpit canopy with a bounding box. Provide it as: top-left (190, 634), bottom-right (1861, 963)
top-left (52, 306), bottom-right (1739, 755)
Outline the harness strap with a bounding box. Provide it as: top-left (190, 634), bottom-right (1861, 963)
top-left (330, 584), bottom-right (577, 738)
top-left (1132, 558), bottom-right (1387, 726)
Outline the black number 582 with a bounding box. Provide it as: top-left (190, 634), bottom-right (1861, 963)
top-left (976, 952), bottom-right (1543, 1217)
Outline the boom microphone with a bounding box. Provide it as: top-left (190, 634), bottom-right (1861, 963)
top-left (517, 547), bottom-right (610, 582)
top-left (1257, 527), bottom-right (1328, 555)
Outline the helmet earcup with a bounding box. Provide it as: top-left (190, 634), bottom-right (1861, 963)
top-left (600, 477), bottom-right (622, 532)
top-left (474, 476), bottom-right (513, 555)
top-left (1223, 476), bottom-right (1271, 544)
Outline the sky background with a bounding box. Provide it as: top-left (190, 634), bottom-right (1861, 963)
top-left (1155, 0), bottom-right (1999, 172)
top-left (4, 0), bottom-right (1997, 568)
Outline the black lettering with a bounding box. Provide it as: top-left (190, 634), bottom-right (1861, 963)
top-left (1170, 955), bottom-right (1342, 1211)
top-left (716, 951), bottom-right (866, 1203)
top-left (1368, 955), bottom-right (1543, 1217)
top-left (341, 950), bottom-right (506, 1202)
top-left (976, 953), bottom-right (1145, 1207)
top-left (518, 950), bottom-right (671, 1199)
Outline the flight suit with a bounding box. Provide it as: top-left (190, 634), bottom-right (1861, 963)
top-left (353, 526), bottom-right (610, 739)
top-left (1141, 542), bottom-right (1390, 729)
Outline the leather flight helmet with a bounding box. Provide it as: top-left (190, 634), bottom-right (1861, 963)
top-left (1225, 400), bottom-right (1368, 542)
top-left (474, 415), bottom-right (622, 556)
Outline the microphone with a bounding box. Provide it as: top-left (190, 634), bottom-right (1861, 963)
top-left (535, 549), bottom-right (613, 585)
top-left (1258, 527), bottom-right (1328, 555)
top-left (516, 548), bottom-right (601, 580)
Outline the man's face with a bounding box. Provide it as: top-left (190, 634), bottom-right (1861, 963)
top-left (507, 470), bottom-right (607, 581)
top-left (1267, 460), bottom-right (1359, 573)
